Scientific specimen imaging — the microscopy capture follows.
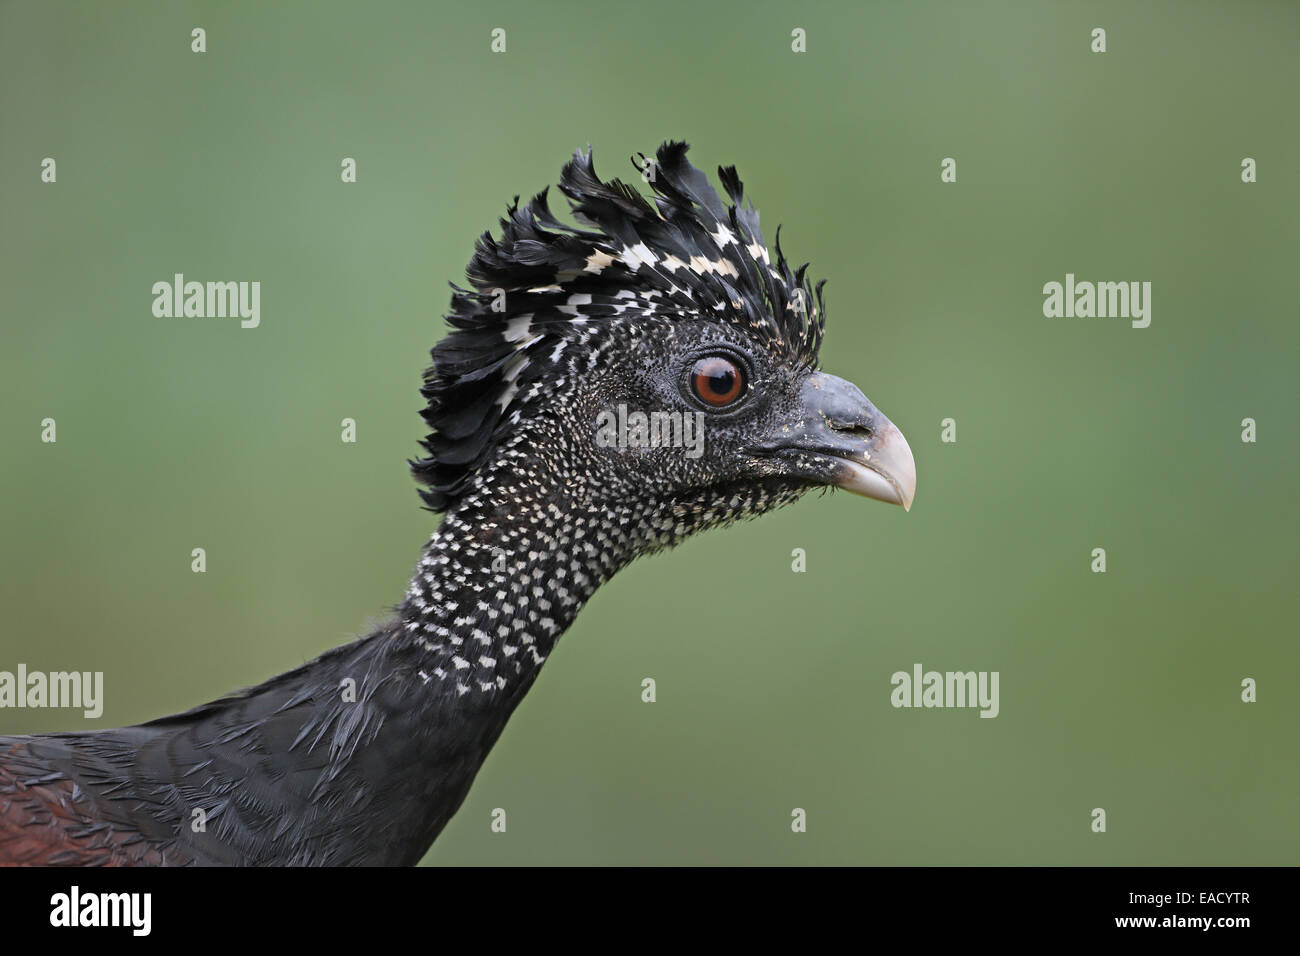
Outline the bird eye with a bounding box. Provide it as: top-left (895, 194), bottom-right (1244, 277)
top-left (689, 355), bottom-right (746, 408)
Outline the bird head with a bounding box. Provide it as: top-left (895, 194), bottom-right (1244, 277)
top-left (413, 141), bottom-right (915, 545)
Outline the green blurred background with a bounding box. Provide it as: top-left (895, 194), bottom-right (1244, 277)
top-left (2, 0), bottom-right (1296, 864)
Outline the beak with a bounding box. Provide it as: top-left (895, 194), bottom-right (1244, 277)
top-left (831, 417), bottom-right (917, 511)
top-left (751, 372), bottom-right (917, 511)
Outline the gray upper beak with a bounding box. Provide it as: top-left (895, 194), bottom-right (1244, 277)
top-left (754, 372), bottom-right (917, 511)
top-left (808, 372), bottom-right (916, 511)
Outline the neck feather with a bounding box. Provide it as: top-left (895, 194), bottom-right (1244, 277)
top-left (397, 489), bottom-right (658, 701)
top-left (394, 471), bottom-right (809, 702)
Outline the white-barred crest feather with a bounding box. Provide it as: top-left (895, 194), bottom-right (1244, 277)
top-left (411, 141), bottom-right (827, 512)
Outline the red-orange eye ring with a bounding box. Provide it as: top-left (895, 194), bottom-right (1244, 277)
top-left (690, 356), bottom-right (746, 408)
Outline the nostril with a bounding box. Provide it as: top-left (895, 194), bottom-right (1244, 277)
top-left (838, 422), bottom-right (873, 440)
top-left (822, 409), bottom-right (874, 438)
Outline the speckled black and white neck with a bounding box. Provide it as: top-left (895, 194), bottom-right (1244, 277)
top-left (398, 461), bottom-right (807, 705)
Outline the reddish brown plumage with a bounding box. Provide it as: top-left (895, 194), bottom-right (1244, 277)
top-left (0, 740), bottom-right (164, 866)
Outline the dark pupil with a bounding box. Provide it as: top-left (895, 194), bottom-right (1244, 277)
top-left (706, 367), bottom-right (734, 394)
